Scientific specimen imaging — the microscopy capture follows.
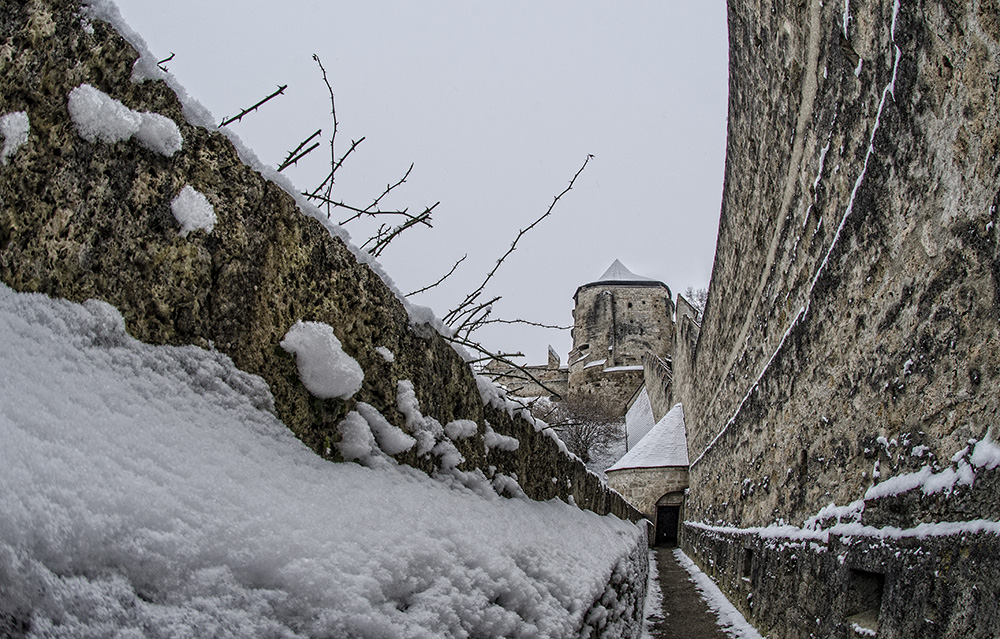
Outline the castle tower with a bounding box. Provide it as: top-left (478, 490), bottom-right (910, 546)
top-left (567, 260), bottom-right (674, 412)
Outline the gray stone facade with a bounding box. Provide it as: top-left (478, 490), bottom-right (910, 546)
top-left (605, 466), bottom-right (688, 522)
top-left (488, 260), bottom-right (677, 418)
top-left (671, 0), bottom-right (1000, 636)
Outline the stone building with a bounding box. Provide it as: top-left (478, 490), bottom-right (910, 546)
top-left (567, 260), bottom-right (675, 412)
top-left (486, 259), bottom-right (676, 418)
top-left (606, 404), bottom-right (689, 546)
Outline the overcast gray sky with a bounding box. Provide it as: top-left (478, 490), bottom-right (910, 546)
top-left (112, 0), bottom-right (728, 364)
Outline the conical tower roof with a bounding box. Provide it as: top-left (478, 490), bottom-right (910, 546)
top-left (596, 259), bottom-right (654, 283)
top-left (574, 259), bottom-right (669, 299)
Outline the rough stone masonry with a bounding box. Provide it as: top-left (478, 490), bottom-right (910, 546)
top-left (0, 2), bottom-right (647, 636)
top-left (673, 0), bottom-right (1000, 637)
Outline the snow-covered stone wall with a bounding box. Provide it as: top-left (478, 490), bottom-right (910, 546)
top-left (0, 3), bottom-right (647, 634)
top-left (0, 0), bottom-right (639, 520)
top-left (674, 0), bottom-right (1000, 636)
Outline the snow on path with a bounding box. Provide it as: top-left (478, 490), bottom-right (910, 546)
top-left (674, 549), bottom-right (764, 639)
top-left (640, 551), bottom-right (664, 639)
top-left (0, 283), bottom-right (641, 638)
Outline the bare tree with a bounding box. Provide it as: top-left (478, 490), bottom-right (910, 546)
top-left (683, 286), bottom-right (708, 320)
top-left (532, 395), bottom-right (624, 464)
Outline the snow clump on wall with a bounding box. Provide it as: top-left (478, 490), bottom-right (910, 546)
top-left (68, 83), bottom-right (182, 156)
top-left (170, 184), bottom-right (216, 237)
top-left (280, 320), bottom-right (364, 400)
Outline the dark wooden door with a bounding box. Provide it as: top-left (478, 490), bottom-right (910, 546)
top-left (655, 505), bottom-right (680, 546)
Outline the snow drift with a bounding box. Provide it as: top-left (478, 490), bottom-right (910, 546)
top-left (0, 283), bottom-right (642, 638)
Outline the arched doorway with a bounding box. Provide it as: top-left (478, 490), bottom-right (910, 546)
top-left (654, 491), bottom-right (684, 546)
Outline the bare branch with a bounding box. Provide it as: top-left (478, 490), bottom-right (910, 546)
top-left (305, 137), bottom-right (367, 206)
top-left (277, 129), bottom-right (322, 172)
top-left (447, 335), bottom-right (564, 399)
top-left (365, 163), bottom-right (414, 213)
top-left (475, 318), bottom-right (571, 330)
top-left (362, 204), bottom-right (439, 257)
top-left (220, 84), bottom-right (288, 127)
top-left (157, 52), bottom-right (175, 72)
top-left (312, 54), bottom-right (340, 217)
top-left (443, 154), bottom-right (592, 327)
top-left (338, 162), bottom-right (415, 225)
top-left (465, 352), bottom-right (526, 365)
top-left (406, 254), bottom-right (468, 298)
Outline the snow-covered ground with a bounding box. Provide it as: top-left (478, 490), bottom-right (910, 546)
top-left (0, 283), bottom-right (642, 638)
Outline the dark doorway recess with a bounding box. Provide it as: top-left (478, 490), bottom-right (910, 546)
top-left (655, 505), bottom-right (680, 546)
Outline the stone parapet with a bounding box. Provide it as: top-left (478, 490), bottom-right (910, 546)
top-left (0, 0), bottom-right (640, 526)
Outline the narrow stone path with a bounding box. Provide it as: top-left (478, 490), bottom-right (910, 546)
top-left (645, 548), bottom-right (731, 639)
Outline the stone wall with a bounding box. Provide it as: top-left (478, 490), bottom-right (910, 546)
top-left (669, 295), bottom-right (700, 422)
top-left (641, 352), bottom-right (673, 423)
top-left (482, 358), bottom-right (569, 399)
top-left (605, 466), bottom-right (688, 521)
top-left (582, 524), bottom-right (650, 639)
top-left (0, 0), bottom-right (642, 526)
top-left (567, 280), bottom-right (675, 415)
top-left (674, 0), bottom-right (1000, 636)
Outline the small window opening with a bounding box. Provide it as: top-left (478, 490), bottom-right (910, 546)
top-left (845, 569), bottom-right (884, 636)
top-left (742, 548), bottom-right (753, 580)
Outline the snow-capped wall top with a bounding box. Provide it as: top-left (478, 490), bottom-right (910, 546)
top-left (608, 403), bottom-right (689, 471)
top-left (596, 259), bottom-right (655, 283)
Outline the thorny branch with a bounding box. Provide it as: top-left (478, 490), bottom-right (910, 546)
top-left (220, 85), bottom-right (287, 127)
top-left (444, 335), bottom-right (565, 399)
top-left (273, 56), bottom-right (575, 396)
top-left (157, 52), bottom-right (174, 73)
top-left (361, 203), bottom-right (439, 257)
top-left (277, 129), bottom-right (322, 172)
top-left (474, 318), bottom-right (571, 330)
top-left (405, 254), bottom-right (468, 298)
top-left (296, 54), bottom-right (433, 257)
top-left (303, 137), bottom-right (366, 205)
top-left (339, 163), bottom-right (416, 225)
top-left (442, 154), bottom-right (592, 338)
top-left (313, 54), bottom-right (339, 216)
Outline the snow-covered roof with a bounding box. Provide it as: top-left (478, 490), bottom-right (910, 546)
top-left (596, 259), bottom-right (654, 283)
top-left (608, 403), bottom-right (688, 471)
top-left (625, 388), bottom-right (655, 450)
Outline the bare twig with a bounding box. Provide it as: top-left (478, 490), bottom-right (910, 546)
top-left (278, 129), bottom-right (322, 172)
top-left (475, 318), bottom-right (571, 330)
top-left (220, 85), bottom-right (288, 127)
top-left (304, 137), bottom-right (367, 206)
top-left (312, 54), bottom-right (340, 217)
top-left (157, 52), bottom-right (175, 72)
top-left (465, 352), bottom-right (526, 365)
top-left (443, 154), bottom-right (592, 327)
top-left (304, 194), bottom-right (434, 231)
top-left (339, 163), bottom-right (416, 225)
top-left (361, 203), bottom-right (440, 257)
top-left (406, 254), bottom-right (468, 297)
top-left (446, 334), bottom-right (564, 399)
